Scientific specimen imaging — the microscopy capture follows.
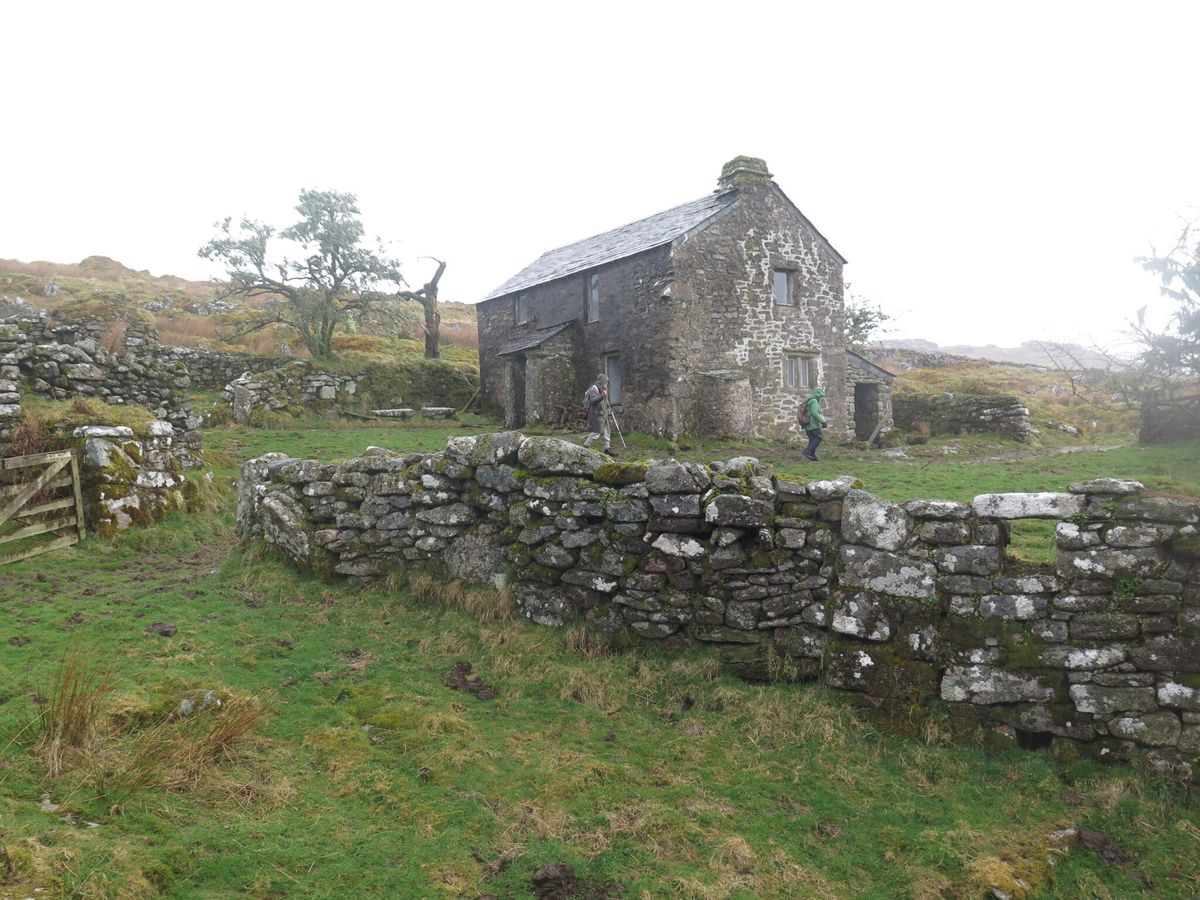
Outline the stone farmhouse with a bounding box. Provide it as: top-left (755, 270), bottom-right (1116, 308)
top-left (475, 156), bottom-right (893, 441)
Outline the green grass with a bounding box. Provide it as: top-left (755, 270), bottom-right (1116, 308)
top-left (1, 422), bottom-right (1198, 897)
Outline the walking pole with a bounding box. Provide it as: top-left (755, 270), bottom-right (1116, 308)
top-left (608, 406), bottom-right (628, 450)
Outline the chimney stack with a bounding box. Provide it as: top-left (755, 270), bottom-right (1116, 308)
top-left (717, 156), bottom-right (773, 191)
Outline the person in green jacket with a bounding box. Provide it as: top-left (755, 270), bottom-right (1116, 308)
top-left (800, 387), bottom-right (827, 461)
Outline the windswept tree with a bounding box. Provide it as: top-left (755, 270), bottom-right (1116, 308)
top-left (1041, 220), bottom-right (1200, 439)
top-left (1135, 222), bottom-right (1199, 389)
top-left (1132, 222), bottom-right (1200, 440)
top-left (199, 190), bottom-right (406, 359)
top-left (844, 290), bottom-right (892, 348)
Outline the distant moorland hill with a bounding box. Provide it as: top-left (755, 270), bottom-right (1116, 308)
top-left (877, 338), bottom-right (1121, 370)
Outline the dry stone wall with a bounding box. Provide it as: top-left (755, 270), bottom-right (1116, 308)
top-left (0, 319), bottom-right (203, 465)
top-left (159, 346), bottom-right (284, 391)
top-left (1140, 398), bottom-right (1200, 444)
top-left (0, 373), bottom-right (19, 457)
top-left (225, 359), bottom-right (479, 425)
top-left (72, 422), bottom-right (189, 534)
top-left (894, 392), bottom-right (1032, 442)
top-left (238, 432), bottom-right (1200, 778)
top-left (227, 362), bottom-right (362, 425)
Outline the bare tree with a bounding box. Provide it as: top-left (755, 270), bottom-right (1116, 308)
top-left (397, 257), bottom-right (447, 359)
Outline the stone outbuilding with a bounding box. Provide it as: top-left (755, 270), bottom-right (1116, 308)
top-left (846, 350), bottom-right (895, 441)
top-left (476, 156), bottom-right (893, 441)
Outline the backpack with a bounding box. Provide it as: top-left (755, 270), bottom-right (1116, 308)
top-left (798, 402), bottom-right (811, 427)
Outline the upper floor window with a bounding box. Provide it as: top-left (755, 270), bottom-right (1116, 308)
top-left (515, 294), bottom-right (529, 325)
top-left (587, 274), bottom-right (600, 323)
top-left (773, 269), bottom-right (794, 306)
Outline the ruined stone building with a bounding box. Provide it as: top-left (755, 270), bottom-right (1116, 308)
top-left (476, 156), bottom-right (893, 441)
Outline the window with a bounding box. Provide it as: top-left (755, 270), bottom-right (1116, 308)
top-left (773, 269), bottom-right (794, 306)
top-left (587, 274), bottom-right (600, 323)
top-left (785, 354), bottom-right (816, 389)
top-left (515, 294), bottom-right (529, 325)
top-left (605, 354), bottom-right (622, 405)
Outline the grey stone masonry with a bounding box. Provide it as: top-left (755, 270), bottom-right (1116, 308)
top-left (228, 362), bottom-right (362, 424)
top-left (894, 392), bottom-right (1031, 442)
top-left (477, 157), bottom-right (863, 442)
top-left (71, 421), bottom-right (189, 534)
top-left (238, 432), bottom-right (1200, 780)
top-left (0, 319), bottom-right (202, 466)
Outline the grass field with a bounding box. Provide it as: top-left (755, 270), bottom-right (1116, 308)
top-left (1, 420), bottom-right (1198, 897)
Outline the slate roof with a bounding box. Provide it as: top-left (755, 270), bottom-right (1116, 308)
top-left (847, 350), bottom-right (896, 383)
top-left (482, 191), bottom-right (738, 301)
top-left (496, 322), bottom-right (575, 357)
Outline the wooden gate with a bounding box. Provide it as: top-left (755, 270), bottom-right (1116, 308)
top-left (0, 450), bottom-right (87, 566)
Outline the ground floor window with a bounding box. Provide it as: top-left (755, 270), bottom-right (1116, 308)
top-left (785, 353), bottom-right (816, 389)
top-left (605, 354), bottom-right (622, 405)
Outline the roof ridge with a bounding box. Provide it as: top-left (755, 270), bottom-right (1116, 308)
top-left (533, 190), bottom-right (738, 258)
top-left (481, 190), bottom-right (738, 301)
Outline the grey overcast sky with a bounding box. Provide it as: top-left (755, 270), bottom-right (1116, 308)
top-left (2, 0), bottom-right (1197, 349)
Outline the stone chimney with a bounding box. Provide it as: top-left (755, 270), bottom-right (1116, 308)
top-left (717, 156), bottom-right (773, 191)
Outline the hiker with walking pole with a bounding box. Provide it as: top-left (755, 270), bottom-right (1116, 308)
top-left (799, 387), bottom-right (827, 461)
top-left (582, 373), bottom-right (619, 456)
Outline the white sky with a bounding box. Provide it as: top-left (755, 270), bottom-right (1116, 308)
top-left (3, 0), bottom-right (1197, 349)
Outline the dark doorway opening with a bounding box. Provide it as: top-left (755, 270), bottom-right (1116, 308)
top-left (509, 356), bottom-right (527, 428)
top-left (854, 383), bottom-right (881, 441)
top-left (1015, 728), bottom-right (1053, 751)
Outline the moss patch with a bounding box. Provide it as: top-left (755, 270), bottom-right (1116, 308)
top-left (593, 461), bottom-right (649, 486)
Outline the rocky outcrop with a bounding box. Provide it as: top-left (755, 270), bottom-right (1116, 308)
top-left (238, 433), bottom-right (1200, 778)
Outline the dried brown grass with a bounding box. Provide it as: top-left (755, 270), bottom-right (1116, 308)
top-left (99, 320), bottom-right (127, 354)
top-left (440, 322), bottom-right (479, 350)
top-left (36, 652), bottom-right (113, 777)
top-left (7, 415), bottom-right (52, 456)
top-left (110, 696), bottom-right (267, 797)
top-left (399, 570), bottom-right (514, 623)
top-left (563, 625), bottom-right (621, 660)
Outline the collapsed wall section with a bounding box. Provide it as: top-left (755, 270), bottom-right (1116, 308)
top-left (237, 433), bottom-right (1200, 778)
top-left (225, 359), bottom-right (479, 424)
top-left (894, 392), bottom-right (1031, 442)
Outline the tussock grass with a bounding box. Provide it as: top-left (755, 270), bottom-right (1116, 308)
top-left (108, 695), bottom-right (266, 797)
top-left (557, 669), bottom-right (627, 714)
top-left (36, 652), bottom-right (112, 777)
top-left (392, 570), bottom-right (514, 623)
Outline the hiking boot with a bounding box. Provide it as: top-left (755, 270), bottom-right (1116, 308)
top-left (801, 452), bottom-right (816, 462)
top-left (604, 448), bottom-right (619, 456)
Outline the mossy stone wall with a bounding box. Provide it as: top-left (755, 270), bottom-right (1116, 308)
top-left (239, 433), bottom-right (1200, 779)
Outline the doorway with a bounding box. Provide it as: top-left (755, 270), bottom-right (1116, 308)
top-left (508, 356), bottom-right (527, 427)
top-left (854, 383), bottom-right (880, 441)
